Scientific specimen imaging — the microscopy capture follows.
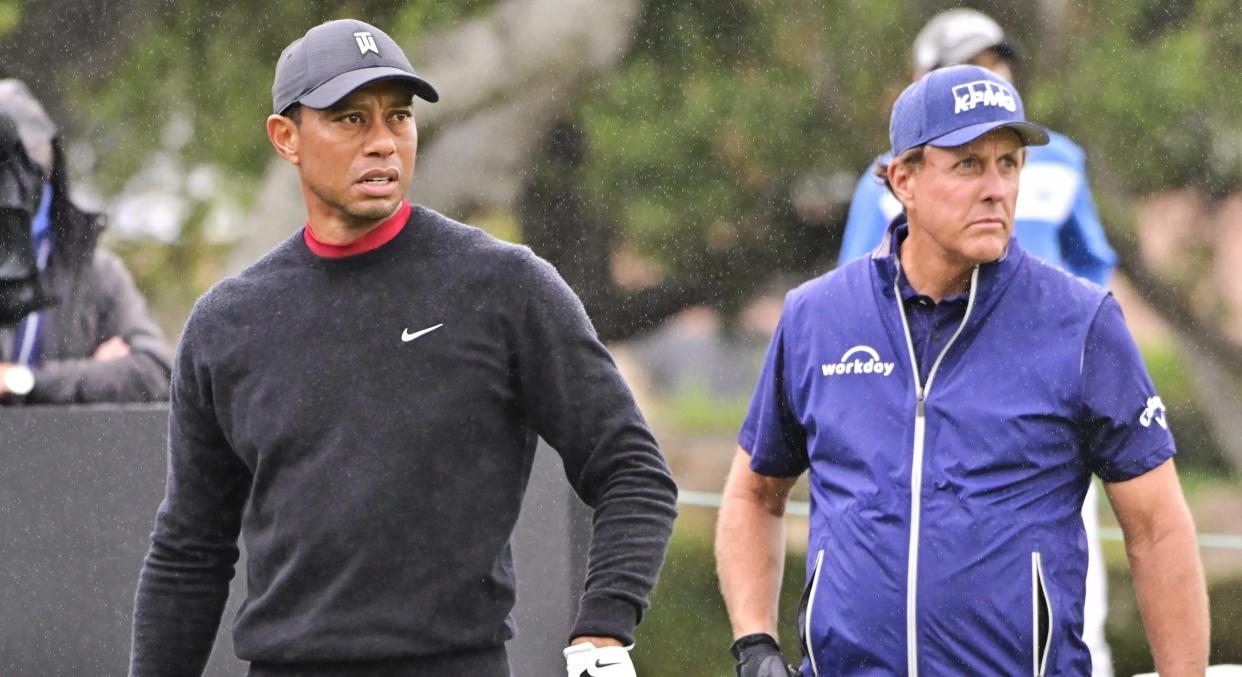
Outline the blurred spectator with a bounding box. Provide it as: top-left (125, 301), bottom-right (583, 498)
top-left (0, 79), bottom-right (171, 404)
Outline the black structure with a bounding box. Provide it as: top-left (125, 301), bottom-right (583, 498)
top-left (0, 405), bottom-right (589, 676)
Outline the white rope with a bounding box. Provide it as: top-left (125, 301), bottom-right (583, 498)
top-left (678, 491), bottom-right (1242, 550)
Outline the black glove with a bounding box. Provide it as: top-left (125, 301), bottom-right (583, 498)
top-left (731, 633), bottom-right (800, 677)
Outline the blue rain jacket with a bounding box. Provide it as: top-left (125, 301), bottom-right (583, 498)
top-left (740, 221), bottom-right (1174, 676)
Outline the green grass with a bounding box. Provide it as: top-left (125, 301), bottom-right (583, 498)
top-left (653, 385), bottom-right (752, 435)
top-left (632, 511), bottom-right (807, 675)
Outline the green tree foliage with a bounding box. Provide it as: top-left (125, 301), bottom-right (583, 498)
top-left (65, 0), bottom-right (493, 194)
top-left (29, 0), bottom-right (1242, 328)
top-left (576, 0), bottom-right (915, 314)
top-left (1027, 0), bottom-right (1242, 197)
top-left (0, 0), bottom-right (22, 37)
top-left (571, 0), bottom-right (1242, 320)
top-left (16, 0), bottom-right (493, 334)
top-left (19, 0), bottom-right (1242, 305)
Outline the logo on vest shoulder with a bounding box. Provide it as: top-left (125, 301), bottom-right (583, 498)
top-left (952, 80), bottom-right (1017, 114)
top-left (1139, 395), bottom-right (1168, 429)
top-left (821, 345), bottom-right (895, 378)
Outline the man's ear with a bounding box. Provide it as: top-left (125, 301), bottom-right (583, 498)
top-left (266, 114), bottom-right (300, 166)
top-left (889, 160), bottom-right (916, 210)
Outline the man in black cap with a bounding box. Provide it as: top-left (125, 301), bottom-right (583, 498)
top-left (130, 19), bottom-right (676, 677)
top-left (0, 79), bottom-right (171, 405)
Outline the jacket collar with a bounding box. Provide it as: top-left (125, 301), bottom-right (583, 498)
top-left (48, 138), bottom-right (104, 265)
top-left (871, 213), bottom-right (1025, 306)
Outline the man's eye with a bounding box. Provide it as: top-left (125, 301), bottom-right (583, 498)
top-left (344, 114), bottom-right (363, 124)
top-left (391, 111), bottom-right (411, 122)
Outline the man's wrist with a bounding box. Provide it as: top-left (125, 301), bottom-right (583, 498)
top-left (563, 640), bottom-right (635, 677)
top-left (730, 632), bottom-right (781, 660)
top-left (571, 635), bottom-right (625, 647)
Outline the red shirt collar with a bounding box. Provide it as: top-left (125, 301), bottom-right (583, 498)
top-left (303, 200), bottom-right (411, 258)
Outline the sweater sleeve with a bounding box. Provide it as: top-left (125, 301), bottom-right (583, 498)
top-left (29, 250), bottom-right (173, 404)
top-left (130, 302), bottom-right (251, 676)
top-left (508, 249), bottom-right (678, 645)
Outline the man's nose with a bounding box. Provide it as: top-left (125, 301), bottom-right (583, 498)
top-left (980, 162), bottom-right (1009, 202)
top-left (362, 120), bottom-right (397, 156)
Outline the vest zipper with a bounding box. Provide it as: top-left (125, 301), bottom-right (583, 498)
top-left (799, 548), bottom-right (825, 676)
top-left (1032, 552), bottom-right (1054, 677)
top-left (894, 264), bottom-right (980, 677)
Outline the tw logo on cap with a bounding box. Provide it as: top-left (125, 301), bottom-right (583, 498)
top-left (354, 31), bottom-right (379, 55)
top-left (952, 80), bottom-right (1017, 115)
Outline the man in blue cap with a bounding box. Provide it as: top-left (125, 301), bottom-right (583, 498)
top-left (130, 19), bottom-right (676, 677)
top-left (840, 9), bottom-right (1117, 286)
top-left (716, 65), bottom-right (1207, 676)
top-left (838, 12), bottom-right (1120, 674)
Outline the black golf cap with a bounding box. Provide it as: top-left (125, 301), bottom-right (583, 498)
top-left (272, 19), bottom-right (439, 115)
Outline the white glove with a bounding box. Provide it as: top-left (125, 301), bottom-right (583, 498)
top-left (563, 641), bottom-right (636, 677)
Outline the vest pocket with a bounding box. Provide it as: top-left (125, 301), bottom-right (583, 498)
top-left (1031, 551), bottom-right (1053, 677)
top-left (797, 549), bottom-right (826, 677)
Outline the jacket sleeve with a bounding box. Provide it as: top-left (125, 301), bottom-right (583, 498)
top-left (508, 248), bottom-right (678, 645)
top-left (738, 308), bottom-right (808, 477)
top-left (130, 302), bottom-right (250, 676)
top-left (1079, 296), bottom-right (1176, 482)
top-left (29, 250), bottom-right (173, 403)
top-left (1057, 169), bottom-right (1117, 286)
top-left (838, 166), bottom-right (897, 265)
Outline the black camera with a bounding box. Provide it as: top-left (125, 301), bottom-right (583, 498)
top-left (0, 108), bottom-right (52, 326)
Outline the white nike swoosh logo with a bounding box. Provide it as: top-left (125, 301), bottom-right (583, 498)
top-left (401, 324), bottom-right (443, 342)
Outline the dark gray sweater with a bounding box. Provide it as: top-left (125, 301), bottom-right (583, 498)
top-left (130, 206), bottom-right (677, 676)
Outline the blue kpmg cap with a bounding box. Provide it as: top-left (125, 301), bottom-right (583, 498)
top-left (889, 64), bottom-right (1048, 157)
top-left (273, 19), bottom-right (438, 115)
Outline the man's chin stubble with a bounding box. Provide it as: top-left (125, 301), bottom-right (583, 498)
top-left (345, 200), bottom-right (401, 226)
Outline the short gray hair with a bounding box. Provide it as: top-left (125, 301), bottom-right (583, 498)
top-left (874, 146), bottom-right (926, 199)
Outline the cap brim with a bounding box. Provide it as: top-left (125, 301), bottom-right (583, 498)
top-left (940, 38), bottom-right (1023, 70)
top-left (298, 66), bottom-right (439, 110)
top-left (991, 40), bottom-right (1022, 65)
top-left (928, 120), bottom-right (1049, 149)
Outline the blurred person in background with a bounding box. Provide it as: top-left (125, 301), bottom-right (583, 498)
top-left (836, 9), bottom-right (1117, 675)
top-left (718, 65), bottom-right (1207, 676)
top-left (0, 79), bottom-right (171, 405)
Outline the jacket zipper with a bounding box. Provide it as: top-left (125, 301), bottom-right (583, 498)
top-left (1032, 552), bottom-right (1053, 677)
top-left (799, 549), bottom-right (826, 676)
top-left (894, 264), bottom-right (980, 677)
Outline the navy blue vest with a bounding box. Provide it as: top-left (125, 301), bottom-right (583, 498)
top-left (741, 225), bottom-right (1174, 675)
